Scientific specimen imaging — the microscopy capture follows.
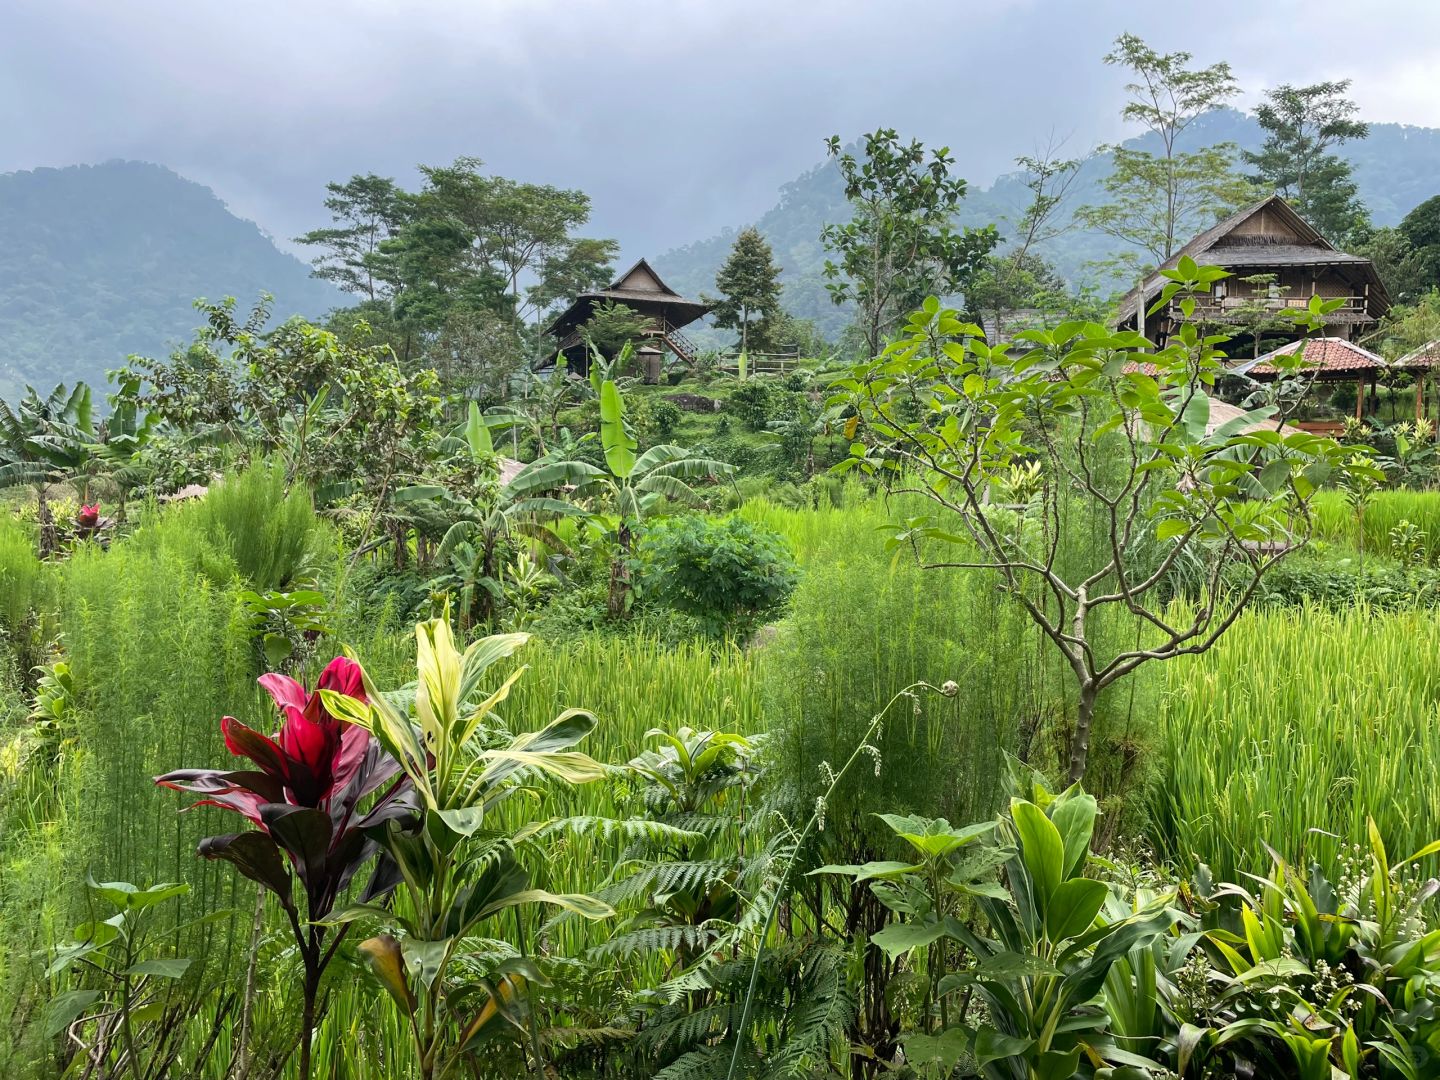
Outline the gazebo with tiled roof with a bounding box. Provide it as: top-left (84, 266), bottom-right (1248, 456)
top-left (1232, 337), bottom-right (1426, 433)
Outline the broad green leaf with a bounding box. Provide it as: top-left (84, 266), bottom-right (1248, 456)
top-left (1046, 878), bottom-right (1109, 942)
top-left (902, 1028), bottom-right (972, 1069)
top-left (870, 917), bottom-right (963, 959)
top-left (1011, 800), bottom-right (1064, 912)
top-left (875, 813), bottom-right (994, 860)
top-left (46, 989), bottom-right (103, 1037)
top-left (1048, 790), bottom-right (1097, 877)
top-left (123, 957), bottom-right (193, 979)
top-left (465, 401), bottom-right (493, 458)
top-left (599, 380), bottom-right (636, 478)
top-left (974, 1027), bottom-right (1033, 1066)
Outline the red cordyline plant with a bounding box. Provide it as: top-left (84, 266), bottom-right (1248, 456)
top-left (156, 656), bottom-right (411, 1080)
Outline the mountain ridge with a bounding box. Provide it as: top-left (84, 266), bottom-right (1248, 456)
top-left (0, 160), bottom-right (345, 401)
top-left (653, 108), bottom-right (1440, 342)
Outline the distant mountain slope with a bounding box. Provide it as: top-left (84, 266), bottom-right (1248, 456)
top-left (0, 161), bottom-right (344, 401)
top-left (656, 109), bottom-right (1440, 342)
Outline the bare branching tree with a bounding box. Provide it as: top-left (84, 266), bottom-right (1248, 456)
top-left (834, 265), bottom-right (1378, 781)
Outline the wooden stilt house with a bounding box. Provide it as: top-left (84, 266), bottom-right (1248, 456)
top-left (546, 258), bottom-right (712, 378)
top-left (1113, 195), bottom-right (1390, 350)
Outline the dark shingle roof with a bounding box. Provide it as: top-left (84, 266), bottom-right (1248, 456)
top-left (1114, 196), bottom-right (1389, 324)
top-left (1203, 244), bottom-right (1370, 267)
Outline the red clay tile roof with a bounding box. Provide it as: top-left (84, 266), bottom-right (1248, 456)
top-left (1246, 337), bottom-right (1388, 375)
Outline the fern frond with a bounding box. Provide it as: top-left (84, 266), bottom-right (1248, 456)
top-left (588, 923), bottom-right (721, 960)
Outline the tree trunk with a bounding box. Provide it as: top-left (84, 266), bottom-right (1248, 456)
top-left (607, 521), bottom-right (633, 618)
top-left (1068, 682), bottom-right (1098, 783)
top-left (299, 963), bottom-right (318, 1080)
top-left (36, 485), bottom-right (56, 558)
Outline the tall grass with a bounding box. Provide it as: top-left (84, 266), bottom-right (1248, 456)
top-left (0, 497), bottom-right (273, 1076)
top-left (760, 515), bottom-right (1041, 842)
top-left (1154, 602), bottom-right (1440, 882)
top-left (184, 461), bottom-right (323, 589)
top-left (1311, 488), bottom-right (1440, 561)
top-left (0, 516), bottom-right (48, 631)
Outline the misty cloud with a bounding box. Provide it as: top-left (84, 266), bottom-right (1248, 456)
top-left (5, 0), bottom-right (1440, 265)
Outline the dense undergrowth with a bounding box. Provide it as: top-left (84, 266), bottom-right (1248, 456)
top-left (5, 470), bottom-right (1440, 1077)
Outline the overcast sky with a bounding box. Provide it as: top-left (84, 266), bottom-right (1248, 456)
top-left (5, 0), bottom-right (1440, 265)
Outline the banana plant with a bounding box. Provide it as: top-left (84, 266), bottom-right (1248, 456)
top-left (507, 378), bottom-right (733, 616)
top-left (396, 403), bottom-right (577, 629)
top-left (0, 383), bottom-right (101, 553)
top-left (322, 619), bottom-right (613, 1079)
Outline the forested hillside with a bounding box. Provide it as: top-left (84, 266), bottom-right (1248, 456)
top-left (656, 108), bottom-right (1440, 340)
top-left (0, 162), bottom-right (343, 401)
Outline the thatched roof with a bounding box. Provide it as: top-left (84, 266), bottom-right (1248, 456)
top-left (1203, 397), bottom-right (1285, 435)
top-left (547, 258), bottom-right (712, 337)
top-left (1114, 195), bottom-right (1390, 327)
top-left (498, 457), bottom-right (526, 487)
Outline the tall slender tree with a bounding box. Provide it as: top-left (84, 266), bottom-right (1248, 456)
top-left (295, 174), bottom-right (410, 302)
top-left (822, 129), bottom-right (996, 357)
top-left (1244, 80), bottom-right (1369, 242)
top-left (709, 227), bottom-right (784, 354)
top-left (1078, 34), bottom-right (1252, 266)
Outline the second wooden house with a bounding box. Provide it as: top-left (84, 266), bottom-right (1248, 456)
top-left (1113, 195), bottom-right (1390, 351)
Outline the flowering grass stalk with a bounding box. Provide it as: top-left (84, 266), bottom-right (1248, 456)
top-left (725, 679), bottom-right (957, 1080)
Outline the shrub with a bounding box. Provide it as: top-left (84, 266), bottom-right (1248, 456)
top-left (640, 514), bottom-right (799, 637)
top-left (1237, 550), bottom-right (1440, 609)
top-left (727, 381), bottom-right (775, 430)
top-left (185, 462), bottom-right (322, 589)
top-left (650, 399), bottom-right (683, 437)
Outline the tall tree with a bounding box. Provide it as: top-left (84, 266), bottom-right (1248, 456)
top-left (709, 227), bottom-right (784, 353)
top-left (1078, 34), bottom-right (1251, 266)
top-left (417, 157), bottom-right (617, 326)
top-left (1400, 193), bottom-right (1440, 290)
top-left (1244, 80), bottom-right (1369, 241)
top-left (970, 145), bottom-right (1081, 337)
top-left (822, 129), bottom-right (997, 357)
top-left (294, 174), bottom-right (410, 302)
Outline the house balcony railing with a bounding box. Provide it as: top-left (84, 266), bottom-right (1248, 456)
top-left (1168, 295), bottom-right (1375, 323)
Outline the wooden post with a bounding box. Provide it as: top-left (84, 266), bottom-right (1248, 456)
top-left (1417, 370), bottom-right (1425, 422)
top-left (1356, 373), bottom-right (1365, 420)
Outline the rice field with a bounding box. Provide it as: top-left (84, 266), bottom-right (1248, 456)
top-left (1154, 601), bottom-right (1440, 881)
top-left (7, 479), bottom-right (1440, 1076)
top-left (1311, 488), bottom-right (1440, 561)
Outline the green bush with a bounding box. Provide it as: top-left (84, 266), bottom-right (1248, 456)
top-left (761, 509), bottom-right (1042, 852)
top-left (650, 398), bottom-right (682, 437)
top-left (728, 381), bottom-right (776, 430)
top-left (640, 514), bottom-right (799, 637)
top-left (185, 462), bottom-right (322, 589)
top-left (1240, 550), bottom-right (1440, 609)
